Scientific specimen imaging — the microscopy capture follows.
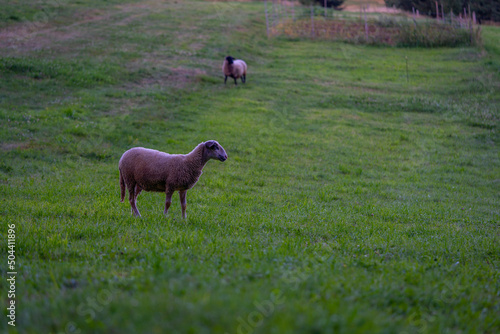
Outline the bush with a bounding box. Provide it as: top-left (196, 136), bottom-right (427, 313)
top-left (272, 16), bottom-right (481, 48)
top-left (396, 22), bottom-right (480, 47)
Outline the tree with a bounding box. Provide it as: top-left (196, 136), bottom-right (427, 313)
top-left (470, 1), bottom-right (500, 23)
top-left (385, 0), bottom-right (500, 22)
top-left (299, 0), bottom-right (345, 10)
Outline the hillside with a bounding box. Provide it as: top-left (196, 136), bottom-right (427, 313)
top-left (0, 1), bottom-right (499, 333)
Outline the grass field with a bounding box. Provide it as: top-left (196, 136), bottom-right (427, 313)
top-left (1, 0), bottom-right (499, 333)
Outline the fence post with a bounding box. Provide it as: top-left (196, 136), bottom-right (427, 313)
top-left (441, 4), bottom-right (445, 23)
top-left (435, 1), bottom-right (439, 21)
top-left (364, 6), bottom-right (368, 41)
top-left (278, 0), bottom-right (283, 23)
top-left (281, 0), bottom-right (286, 34)
top-left (272, 0), bottom-right (276, 27)
top-left (469, 4), bottom-right (473, 44)
top-left (311, 5), bottom-right (315, 37)
top-left (405, 56), bottom-right (409, 83)
top-left (281, 0), bottom-right (285, 24)
top-left (265, 0), bottom-right (270, 38)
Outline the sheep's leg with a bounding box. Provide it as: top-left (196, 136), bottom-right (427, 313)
top-left (224, 76), bottom-right (227, 84)
top-left (242, 74), bottom-right (246, 83)
top-left (179, 190), bottom-right (187, 219)
top-left (164, 189), bottom-right (174, 215)
top-left (234, 77), bottom-right (237, 85)
top-left (129, 184), bottom-right (141, 217)
top-left (135, 184), bottom-right (142, 198)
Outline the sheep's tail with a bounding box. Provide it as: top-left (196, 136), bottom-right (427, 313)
top-left (119, 169), bottom-right (126, 202)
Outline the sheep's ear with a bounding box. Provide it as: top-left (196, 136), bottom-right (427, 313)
top-left (205, 141), bottom-right (218, 150)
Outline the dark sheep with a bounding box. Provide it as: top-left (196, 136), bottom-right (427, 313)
top-left (222, 56), bottom-right (247, 85)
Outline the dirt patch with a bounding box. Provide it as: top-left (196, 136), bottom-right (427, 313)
top-left (0, 28), bottom-right (87, 53)
top-left (130, 67), bottom-right (208, 90)
top-left (1, 142), bottom-right (30, 151)
top-left (0, 9), bottom-right (112, 53)
top-left (0, 1), bottom-right (157, 54)
top-left (115, 13), bottom-right (150, 26)
top-left (116, 0), bottom-right (166, 11)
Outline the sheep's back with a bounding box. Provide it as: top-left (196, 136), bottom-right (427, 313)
top-left (234, 60), bottom-right (247, 74)
top-left (119, 148), bottom-right (175, 191)
top-left (119, 147), bottom-right (201, 192)
top-left (232, 60), bottom-right (246, 78)
top-left (222, 59), bottom-right (247, 78)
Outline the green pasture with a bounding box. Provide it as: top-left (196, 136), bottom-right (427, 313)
top-left (0, 1), bottom-right (499, 333)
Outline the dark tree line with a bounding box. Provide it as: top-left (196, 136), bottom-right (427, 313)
top-left (299, 0), bottom-right (345, 10)
top-left (385, 0), bottom-right (500, 22)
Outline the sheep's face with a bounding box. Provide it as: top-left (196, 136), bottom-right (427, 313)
top-left (225, 56), bottom-right (235, 65)
top-left (205, 140), bottom-right (228, 162)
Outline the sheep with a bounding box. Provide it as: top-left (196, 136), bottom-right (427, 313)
top-left (222, 56), bottom-right (247, 85)
top-left (119, 140), bottom-right (227, 219)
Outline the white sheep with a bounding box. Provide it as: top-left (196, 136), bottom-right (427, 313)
top-left (119, 140), bottom-right (228, 218)
top-left (222, 56), bottom-right (247, 85)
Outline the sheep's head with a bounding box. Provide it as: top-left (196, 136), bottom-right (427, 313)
top-left (225, 56), bottom-right (235, 65)
top-left (205, 140), bottom-right (228, 162)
